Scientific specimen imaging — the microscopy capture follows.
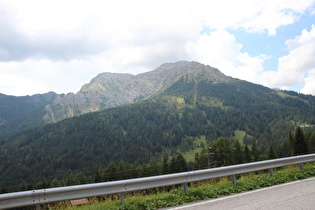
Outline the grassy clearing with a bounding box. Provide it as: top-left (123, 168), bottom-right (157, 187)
top-left (182, 136), bottom-right (206, 162)
top-left (234, 130), bottom-right (246, 144)
top-left (48, 163), bottom-right (315, 210)
top-left (277, 91), bottom-right (296, 99)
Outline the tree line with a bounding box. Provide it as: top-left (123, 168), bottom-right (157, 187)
top-left (2, 126), bottom-right (313, 194)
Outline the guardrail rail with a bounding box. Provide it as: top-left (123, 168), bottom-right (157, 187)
top-left (1, 153), bottom-right (315, 209)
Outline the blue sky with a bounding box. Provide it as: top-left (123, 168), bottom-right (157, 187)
top-left (0, 0), bottom-right (315, 96)
top-left (232, 13), bottom-right (314, 70)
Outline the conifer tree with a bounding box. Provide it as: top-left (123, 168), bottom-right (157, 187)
top-left (193, 152), bottom-right (200, 170)
top-left (251, 143), bottom-right (259, 161)
top-left (74, 171), bottom-right (88, 184)
top-left (233, 140), bottom-right (244, 164)
top-left (94, 167), bottom-right (103, 183)
top-left (0, 187), bottom-right (8, 194)
top-left (50, 178), bottom-right (62, 187)
top-left (117, 160), bottom-right (125, 180)
top-left (294, 126), bottom-right (308, 155)
top-left (148, 157), bottom-right (159, 176)
top-left (105, 162), bottom-right (117, 181)
top-left (176, 153), bottom-right (187, 172)
top-left (162, 157), bottom-right (169, 174)
top-left (309, 132), bottom-right (315, 153)
top-left (268, 146), bottom-right (276, 159)
top-left (169, 157), bottom-right (177, 173)
top-left (244, 145), bottom-right (251, 162)
top-left (19, 181), bottom-right (27, 191)
top-left (288, 132), bottom-right (294, 156)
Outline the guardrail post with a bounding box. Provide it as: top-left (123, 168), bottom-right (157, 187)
top-left (120, 192), bottom-right (125, 204)
top-left (269, 168), bottom-right (274, 177)
top-left (36, 204), bottom-right (41, 210)
top-left (299, 163), bottom-right (304, 170)
top-left (183, 183), bottom-right (188, 193)
top-left (231, 175), bottom-right (236, 185)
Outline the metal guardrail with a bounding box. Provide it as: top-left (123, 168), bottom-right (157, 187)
top-left (1, 153), bottom-right (315, 209)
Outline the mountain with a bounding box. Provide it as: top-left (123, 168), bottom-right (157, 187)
top-left (0, 61), bottom-right (227, 137)
top-left (43, 61), bottom-right (229, 122)
top-left (0, 92), bottom-right (57, 137)
top-left (1, 61), bottom-right (315, 191)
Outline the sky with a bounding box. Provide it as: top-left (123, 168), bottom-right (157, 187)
top-left (0, 0), bottom-right (315, 96)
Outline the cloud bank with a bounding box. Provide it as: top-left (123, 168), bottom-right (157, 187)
top-left (261, 25), bottom-right (315, 94)
top-left (0, 0), bottom-right (314, 95)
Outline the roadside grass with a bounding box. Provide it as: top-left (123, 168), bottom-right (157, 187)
top-left (49, 162), bottom-right (315, 210)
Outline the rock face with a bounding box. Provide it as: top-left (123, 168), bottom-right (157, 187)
top-left (44, 61), bottom-right (231, 122)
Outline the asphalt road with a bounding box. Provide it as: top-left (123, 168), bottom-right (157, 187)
top-left (165, 177), bottom-right (315, 210)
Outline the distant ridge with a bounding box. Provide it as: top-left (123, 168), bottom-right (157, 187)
top-left (44, 61), bottom-right (232, 123)
top-left (0, 61), bottom-right (231, 136)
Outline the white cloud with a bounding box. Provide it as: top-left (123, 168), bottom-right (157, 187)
top-left (186, 30), bottom-right (266, 83)
top-left (0, 0), bottom-right (315, 95)
top-left (0, 58), bottom-right (104, 95)
top-left (2, 0), bottom-right (312, 61)
top-left (301, 69), bottom-right (315, 94)
top-left (198, 0), bottom-right (314, 35)
top-left (260, 25), bottom-right (315, 94)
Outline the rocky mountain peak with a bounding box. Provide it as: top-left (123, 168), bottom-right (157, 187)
top-left (43, 61), bottom-right (232, 123)
top-left (80, 72), bottom-right (136, 93)
top-left (139, 61), bottom-right (230, 85)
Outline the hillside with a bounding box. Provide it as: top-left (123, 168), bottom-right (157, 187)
top-left (1, 62), bottom-right (315, 191)
top-left (0, 61), bottom-right (227, 137)
top-left (44, 61), bottom-right (229, 123)
top-left (0, 92), bottom-right (57, 137)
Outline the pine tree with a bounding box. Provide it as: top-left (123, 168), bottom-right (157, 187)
top-left (294, 127), bottom-right (308, 155)
top-left (74, 171), bottom-right (88, 184)
top-left (288, 132), bottom-right (294, 156)
top-left (19, 181), bottom-right (27, 191)
top-left (215, 137), bottom-right (232, 166)
top-left (148, 157), bottom-right (159, 176)
top-left (169, 157), bottom-right (177, 173)
top-left (50, 178), bottom-right (62, 187)
top-left (0, 187), bottom-right (8, 194)
top-left (162, 157), bottom-right (169, 174)
top-left (117, 160), bottom-right (125, 180)
top-left (251, 143), bottom-right (259, 161)
top-left (193, 152), bottom-right (200, 170)
top-left (94, 167), bottom-right (103, 183)
top-left (105, 162), bottom-right (117, 181)
top-left (176, 153), bottom-right (187, 172)
top-left (268, 146), bottom-right (276, 159)
top-left (244, 145), bottom-right (251, 162)
top-left (36, 178), bottom-right (49, 189)
top-left (309, 132), bottom-right (315, 153)
top-left (233, 140), bottom-right (244, 164)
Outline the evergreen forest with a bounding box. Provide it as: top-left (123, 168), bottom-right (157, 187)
top-left (1, 77), bottom-right (315, 193)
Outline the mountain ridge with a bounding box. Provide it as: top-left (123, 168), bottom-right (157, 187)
top-left (52, 61), bottom-right (231, 117)
top-left (1, 60), bottom-right (314, 139)
top-left (0, 61), bottom-right (232, 136)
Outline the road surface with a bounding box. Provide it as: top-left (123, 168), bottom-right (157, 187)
top-left (165, 177), bottom-right (315, 210)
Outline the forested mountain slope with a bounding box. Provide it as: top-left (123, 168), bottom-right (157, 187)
top-left (0, 92), bottom-right (57, 137)
top-left (1, 64), bottom-right (315, 190)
